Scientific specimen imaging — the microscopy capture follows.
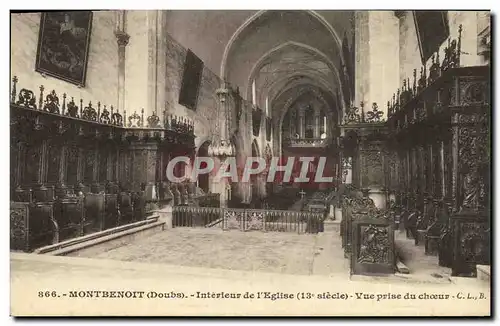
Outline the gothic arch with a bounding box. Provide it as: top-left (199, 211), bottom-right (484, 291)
top-left (251, 139), bottom-right (261, 158)
top-left (244, 41), bottom-right (343, 101)
top-left (196, 140), bottom-right (211, 193)
top-left (278, 87), bottom-right (336, 131)
top-left (264, 72), bottom-right (334, 105)
top-left (220, 10), bottom-right (345, 80)
top-left (275, 87), bottom-right (337, 159)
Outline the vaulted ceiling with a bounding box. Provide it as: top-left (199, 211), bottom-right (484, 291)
top-left (165, 10), bottom-right (355, 126)
top-left (220, 10), bottom-right (353, 126)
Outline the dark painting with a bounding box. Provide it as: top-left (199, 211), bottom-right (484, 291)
top-left (179, 49), bottom-right (204, 111)
top-left (36, 11), bottom-right (93, 86)
top-left (413, 11), bottom-right (450, 65)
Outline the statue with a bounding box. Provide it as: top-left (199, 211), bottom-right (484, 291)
top-left (461, 168), bottom-right (480, 210)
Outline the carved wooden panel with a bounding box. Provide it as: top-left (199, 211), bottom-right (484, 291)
top-left (357, 225), bottom-right (390, 264)
top-left (351, 219), bottom-right (395, 275)
top-left (458, 79), bottom-right (489, 106)
top-left (24, 143), bottom-right (41, 184)
top-left (46, 141), bottom-right (61, 184)
top-left (98, 149), bottom-right (108, 183)
top-left (360, 149), bottom-right (384, 188)
top-left (10, 202), bottom-right (29, 251)
top-left (456, 112), bottom-right (489, 212)
top-left (66, 146), bottom-right (79, 185)
top-left (451, 216), bottom-right (489, 277)
top-left (83, 148), bottom-right (95, 184)
top-left (109, 150), bottom-right (117, 181)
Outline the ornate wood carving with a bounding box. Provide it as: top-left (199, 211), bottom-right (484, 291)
top-left (10, 202), bottom-right (29, 251)
top-left (357, 224), bottom-right (391, 264)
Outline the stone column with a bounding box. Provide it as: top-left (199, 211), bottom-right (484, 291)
top-left (147, 10), bottom-right (159, 115)
top-left (115, 11), bottom-right (130, 114)
top-left (124, 10), bottom-right (162, 119)
top-left (342, 156), bottom-right (353, 184)
top-left (354, 11), bottom-right (399, 118)
top-left (289, 110), bottom-right (295, 138)
top-left (298, 106), bottom-right (305, 138)
top-left (313, 106), bottom-right (320, 138)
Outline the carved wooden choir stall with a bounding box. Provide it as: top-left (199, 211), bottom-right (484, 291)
top-left (10, 76), bottom-right (197, 252)
top-left (340, 26), bottom-right (491, 277)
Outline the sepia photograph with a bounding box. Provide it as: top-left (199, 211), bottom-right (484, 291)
top-left (8, 7), bottom-right (492, 317)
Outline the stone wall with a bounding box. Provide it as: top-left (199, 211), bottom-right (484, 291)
top-left (10, 11), bottom-right (119, 109)
top-left (398, 11), bottom-right (488, 83)
top-left (164, 33), bottom-right (222, 149)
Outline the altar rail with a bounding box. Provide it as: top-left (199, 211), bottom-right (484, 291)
top-left (172, 206), bottom-right (324, 234)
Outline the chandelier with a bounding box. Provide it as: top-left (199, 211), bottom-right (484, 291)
top-left (207, 138), bottom-right (235, 157)
top-left (207, 87), bottom-right (235, 158)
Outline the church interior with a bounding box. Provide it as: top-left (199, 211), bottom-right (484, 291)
top-left (10, 10), bottom-right (491, 279)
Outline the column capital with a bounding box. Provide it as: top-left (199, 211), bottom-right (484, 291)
top-left (115, 30), bottom-right (130, 47)
top-left (216, 88), bottom-right (230, 102)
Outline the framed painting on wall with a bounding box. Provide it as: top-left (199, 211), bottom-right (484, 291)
top-left (35, 11), bottom-right (93, 87)
top-left (178, 49), bottom-right (204, 111)
top-left (413, 11), bottom-right (450, 65)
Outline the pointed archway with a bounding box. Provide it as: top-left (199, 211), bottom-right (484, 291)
top-left (196, 140), bottom-right (211, 193)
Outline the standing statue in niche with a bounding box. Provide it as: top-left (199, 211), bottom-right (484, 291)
top-left (461, 167), bottom-right (480, 211)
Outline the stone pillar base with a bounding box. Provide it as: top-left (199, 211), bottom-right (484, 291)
top-left (153, 205), bottom-right (173, 229)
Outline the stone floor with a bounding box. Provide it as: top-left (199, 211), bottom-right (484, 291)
top-left (68, 225), bottom-right (449, 281)
top-left (394, 230), bottom-right (452, 279)
top-left (85, 227), bottom-right (344, 276)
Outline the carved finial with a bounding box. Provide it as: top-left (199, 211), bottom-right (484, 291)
top-left (62, 93), bottom-right (67, 115)
top-left (39, 85), bottom-right (45, 110)
top-left (360, 101), bottom-right (365, 122)
top-left (457, 24), bottom-right (463, 66)
top-left (413, 69), bottom-right (417, 94)
top-left (11, 76), bottom-right (18, 103)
